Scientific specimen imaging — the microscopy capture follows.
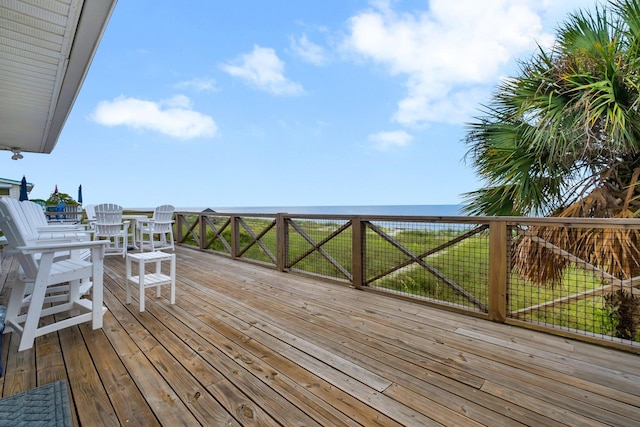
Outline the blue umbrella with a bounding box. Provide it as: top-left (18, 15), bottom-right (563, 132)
top-left (19, 176), bottom-right (29, 201)
top-left (78, 184), bottom-right (83, 204)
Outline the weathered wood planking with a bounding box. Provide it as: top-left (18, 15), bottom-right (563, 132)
top-left (0, 246), bottom-right (637, 426)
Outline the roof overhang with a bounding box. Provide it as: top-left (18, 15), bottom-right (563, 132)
top-left (0, 0), bottom-right (117, 155)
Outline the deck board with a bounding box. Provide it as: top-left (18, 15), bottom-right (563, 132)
top-left (0, 246), bottom-right (639, 426)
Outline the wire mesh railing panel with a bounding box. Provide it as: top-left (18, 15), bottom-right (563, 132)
top-left (508, 224), bottom-right (640, 346)
top-left (176, 210), bottom-right (640, 350)
top-left (236, 216), bottom-right (277, 265)
top-left (286, 218), bottom-right (352, 282)
top-left (176, 213), bottom-right (201, 246)
top-left (364, 220), bottom-right (490, 313)
top-left (203, 214), bottom-right (232, 255)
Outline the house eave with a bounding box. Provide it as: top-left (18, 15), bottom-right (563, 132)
top-left (0, 0), bottom-right (117, 155)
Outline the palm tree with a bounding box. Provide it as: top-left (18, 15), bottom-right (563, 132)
top-left (463, 0), bottom-right (640, 283)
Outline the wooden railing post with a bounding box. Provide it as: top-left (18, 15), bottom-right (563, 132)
top-left (175, 214), bottom-right (183, 243)
top-left (198, 214), bottom-right (206, 250)
top-left (352, 217), bottom-right (364, 289)
top-left (488, 219), bottom-right (508, 322)
top-left (276, 214), bottom-right (287, 272)
top-left (230, 215), bottom-right (239, 259)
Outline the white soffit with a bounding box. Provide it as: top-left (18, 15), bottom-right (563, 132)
top-left (0, 0), bottom-right (117, 154)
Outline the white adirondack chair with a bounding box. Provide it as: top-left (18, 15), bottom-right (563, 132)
top-left (0, 197), bottom-right (108, 351)
top-left (3, 197), bottom-right (92, 309)
top-left (93, 203), bottom-right (130, 257)
top-left (137, 205), bottom-right (175, 251)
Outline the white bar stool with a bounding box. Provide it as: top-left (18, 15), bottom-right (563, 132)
top-left (125, 251), bottom-right (175, 312)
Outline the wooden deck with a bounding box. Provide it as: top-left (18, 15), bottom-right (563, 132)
top-left (0, 246), bottom-right (639, 426)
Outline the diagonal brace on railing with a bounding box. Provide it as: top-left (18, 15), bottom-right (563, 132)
top-left (205, 216), bottom-right (232, 253)
top-left (366, 222), bottom-right (488, 311)
top-left (368, 225), bottom-right (489, 282)
top-left (287, 220), bottom-right (352, 281)
top-left (179, 214), bottom-right (200, 244)
top-left (236, 217), bottom-right (277, 264)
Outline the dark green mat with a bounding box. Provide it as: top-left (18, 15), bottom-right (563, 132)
top-left (0, 380), bottom-right (72, 426)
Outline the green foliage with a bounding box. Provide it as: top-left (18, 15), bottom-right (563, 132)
top-left (464, 0), bottom-right (640, 216)
top-left (512, 265), bottom-right (610, 334)
top-left (603, 288), bottom-right (640, 340)
top-left (287, 220), bottom-right (352, 277)
top-left (375, 230), bottom-right (490, 308)
top-left (45, 191), bottom-right (77, 205)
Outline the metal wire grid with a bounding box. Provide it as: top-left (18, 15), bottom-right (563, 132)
top-left (508, 225), bottom-right (640, 345)
top-left (365, 220), bottom-right (489, 313)
top-left (286, 218), bottom-right (352, 282)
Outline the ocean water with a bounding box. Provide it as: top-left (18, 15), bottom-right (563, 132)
top-left (178, 204), bottom-right (466, 216)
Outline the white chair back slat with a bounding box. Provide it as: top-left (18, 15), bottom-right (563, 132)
top-left (94, 204), bottom-right (124, 237)
top-left (151, 204), bottom-right (174, 233)
top-left (20, 201), bottom-right (48, 229)
top-left (3, 198), bottom-right (38, 237)
top-left (0, 198), bottom-right (39, 278)
top-left (21, 201), bottom-right (87, 234)
top-left (84, 204), bottom-right (96, 223)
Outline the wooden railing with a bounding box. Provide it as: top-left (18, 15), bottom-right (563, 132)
top-left (44, 204), bottom-right (83, 223)
top-left (174, 211), bottom-right (640, 352)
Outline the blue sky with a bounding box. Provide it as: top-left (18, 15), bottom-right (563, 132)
top-left (3, 0), bottom-right (596, 209)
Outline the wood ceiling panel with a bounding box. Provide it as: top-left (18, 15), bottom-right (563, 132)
top-left (0, 0), bottom-right (117, 154)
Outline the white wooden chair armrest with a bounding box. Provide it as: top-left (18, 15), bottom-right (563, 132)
top-left (36, 225), bottom-right (87, 232)
top-left (95, 220), bottom-right (130, 227)
top-left (16, 240), bottom-right (109, 254)
top-left (31, 238), bottom-right (85, 246)
top-left (138, 219), bottom-right (174, 227)
top-left (35, 231), bottom-right (90, 242)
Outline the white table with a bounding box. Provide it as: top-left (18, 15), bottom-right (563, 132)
top-left (126, 251), bottom-right (175, 312)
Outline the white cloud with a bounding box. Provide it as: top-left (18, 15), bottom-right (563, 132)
top-left (369, 130), bottom-right (413, 151)
top-left (220, 45), bottom-right (304, 95)
top-left (91, 95), bottom-right (217, 139)
top-left (174, 77), bottom-right (218, 92)
top-left (290, 34), bottom-right (328, 66)
top-left (342, 0), bottom-right (556, 126)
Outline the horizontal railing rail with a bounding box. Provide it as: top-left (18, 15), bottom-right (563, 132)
top-left (174, 211), bottom-right (640, 352)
